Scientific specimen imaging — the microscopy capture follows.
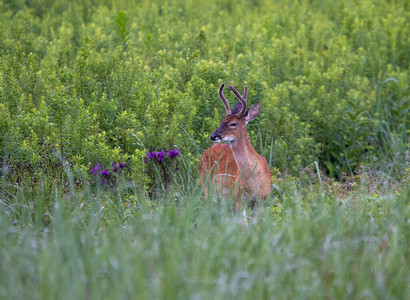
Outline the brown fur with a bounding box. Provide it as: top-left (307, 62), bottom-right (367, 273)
top-left (199, 112), bottom-right (271, 209)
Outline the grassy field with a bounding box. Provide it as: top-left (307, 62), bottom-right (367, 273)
top-left (1, 168), bottom-right (409, 299)
top-left (0, 0), bottom-right (409, 299)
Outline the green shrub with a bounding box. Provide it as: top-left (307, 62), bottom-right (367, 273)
top-left (0, 0), bottom-right (408, 190)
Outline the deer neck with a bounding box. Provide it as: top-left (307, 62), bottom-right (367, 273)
top-left (230, 131), bottom-right (258, 171)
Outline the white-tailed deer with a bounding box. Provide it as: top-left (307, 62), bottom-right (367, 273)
top-left (199, 84), bottom-right (271, 210)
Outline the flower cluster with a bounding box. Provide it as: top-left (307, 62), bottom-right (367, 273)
top-left (144, 148), bottom-right (180, 196)
top-left (111, 161), bottom-right (126, 172)
top-left (144, 149), bottom-right (180, 163)
top-left (167, 149), bottom-right (180, 158)
top-left (90, 161), bottom-right (127, 185)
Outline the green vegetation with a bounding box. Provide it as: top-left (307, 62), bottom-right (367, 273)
top-left (1, 175), bottom-right (409, 299)
top-left (0, 0), bottom-right (409, 299)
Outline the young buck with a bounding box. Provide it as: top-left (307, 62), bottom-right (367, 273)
top-left (199, 83), bottom-right (271, 210)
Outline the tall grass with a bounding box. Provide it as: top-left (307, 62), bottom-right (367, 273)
top-left (1, 166), bottom-right (408, 299)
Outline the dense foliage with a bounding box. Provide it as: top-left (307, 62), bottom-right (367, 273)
top-left (0, 0), bottom-right (408, 188)
top-left (1, 1), bottom-right (409, 299)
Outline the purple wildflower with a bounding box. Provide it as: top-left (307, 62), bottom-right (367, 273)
top-left (147, 151), bottom-right (156, 160)
top-left (118, 163), bottom-right (126, 168)
top-left (90, 162), bottom-right (103, 175)
top-left (111, 161), bottom-right (118, 172)
top-left (157, 150), bottom-right (165, 163)
top-left (101, 169), bottom-right (111, 185)
top-left (13, 220), bottom-right (18, 225)
top-left (167, 149), bottom-right (180, 158)
top-left (146, 149), bottom-right (178, 163)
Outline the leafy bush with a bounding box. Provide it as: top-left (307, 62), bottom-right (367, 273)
top-left (0, 0), bottom-right (408, 190)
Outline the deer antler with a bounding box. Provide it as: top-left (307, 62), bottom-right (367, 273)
top-left (229, 85), bottom-right (247, 116)
top-left (219, 83), bottom-right (231, 116)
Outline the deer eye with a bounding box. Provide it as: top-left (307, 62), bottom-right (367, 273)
top-left (229, 123), bottom-right (237, 128)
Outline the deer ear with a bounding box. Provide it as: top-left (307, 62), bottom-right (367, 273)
top-left (231, 102), bottom-right (243, 115)
top-left (245, 102), bottom-right (260, 124)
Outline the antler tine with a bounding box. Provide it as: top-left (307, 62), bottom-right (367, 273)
top-left (228, 85), bottom-right (247, 116)
top-left (219, 83), bottom-right (231, 116)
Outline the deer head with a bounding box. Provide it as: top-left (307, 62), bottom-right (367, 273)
top-left (210, 83), bottom-right (261, 143)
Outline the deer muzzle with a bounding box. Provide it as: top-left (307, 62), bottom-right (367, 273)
top-left (210, 132), bottom-right (222, 142)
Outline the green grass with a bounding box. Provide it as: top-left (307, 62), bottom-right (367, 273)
top-left (1, 171), bottom-right (408, 299)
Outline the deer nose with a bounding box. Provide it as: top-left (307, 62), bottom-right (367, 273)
top-left (210, 133), bottom-right (221, 141)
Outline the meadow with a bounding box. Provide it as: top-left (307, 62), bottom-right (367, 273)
top-left (0, 0), bottom-right (409, 299)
